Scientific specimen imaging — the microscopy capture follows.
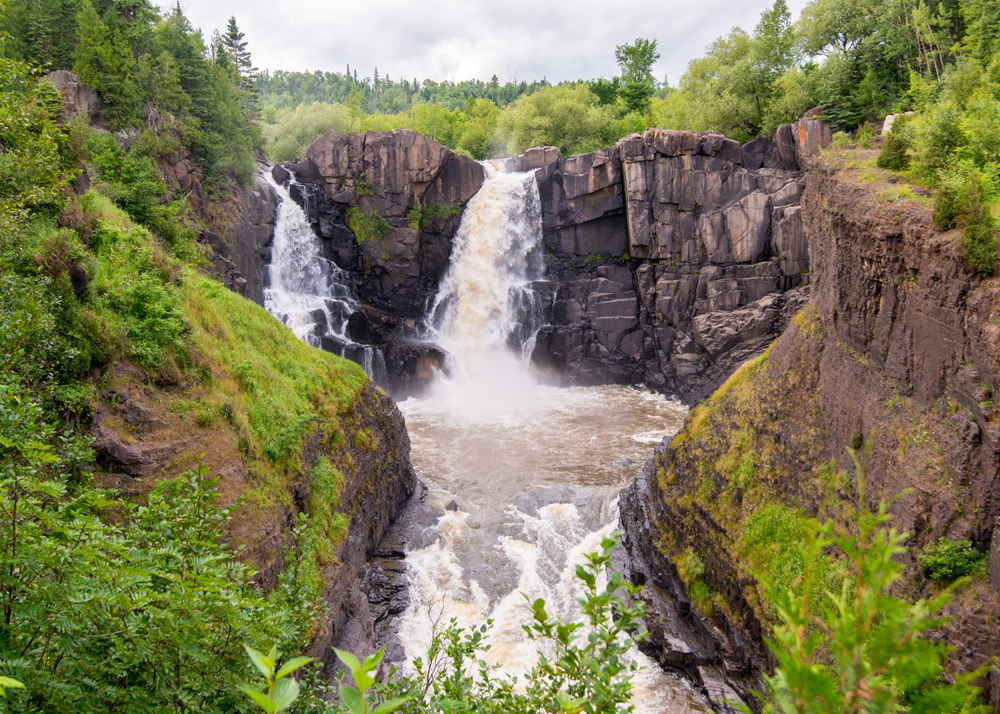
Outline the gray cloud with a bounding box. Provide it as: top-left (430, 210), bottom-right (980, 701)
top-left (180, 0), bottom-right (810, 88)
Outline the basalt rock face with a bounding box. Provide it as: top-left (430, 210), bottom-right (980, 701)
top-left (620, 154), bottom-right (1000, 711)
top-left (200, 164), bottom-right (279, 304)
top-left (262, 123), bottom-right (825, 401)
top-left (531, 126), bottom-right (818, 402)
top-left (281, 129), bottom-right (484, 319)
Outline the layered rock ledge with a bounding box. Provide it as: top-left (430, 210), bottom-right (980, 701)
top-left (620, 151), bottom-right (1000, 711)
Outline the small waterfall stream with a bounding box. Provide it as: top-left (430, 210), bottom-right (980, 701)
top-left (263, 173), bottom-right (387, 381)
top-left (394, 165), bottom-right (710, 712)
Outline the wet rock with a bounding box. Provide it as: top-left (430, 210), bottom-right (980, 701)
top-left (271, 164), bottom-right (290, 186)
top-left (347, 305), bottom-right (402, 344)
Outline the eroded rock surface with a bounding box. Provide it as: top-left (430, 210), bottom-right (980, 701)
top-left (621, 154), bottom-right (1000, 711)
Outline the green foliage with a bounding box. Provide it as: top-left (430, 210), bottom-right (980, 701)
top-left (0, 404), bottom-right (311, 714)
top-left (494, 84), bottom-right (620, 157)
top-left (680, 0), bottom-right (796, 140)
top-left (876, 117), bottom-right (912, 170)
top-left (919, 538), bottom-right (987, 582)
top-left (615, 38), bottom-right (660, 114)
top-left (0, 58), bottom-right (64, 211)
top-left (332, 647), bottom-right (408, 714)
top-left (240, 644), bottom-right (316, 713)
top-left (355, 173), bottom-right (374, 197)
top-left (932, 161), bottom-right (998, 275)
top-left (759, 454), bottom-right (983, 714)
top-left (347, 206), bottom-right (390, 246)
top-left (522, 532), bottom-right (647, 713)
top-left (675, 547), bottom-right (713, 614)
top-left (855, 122), bottom-right (875, 148)
top-left (407, 203), bottom-right (462, 231)
top-left (86, 131), bottom-right (167, 225)
top-left (280, 533), bottom-right (646, 714)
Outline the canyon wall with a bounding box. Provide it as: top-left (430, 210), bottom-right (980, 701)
top-left (620, 153), bottom-right (1000, 711)
top-left (274, 122), bottom-right (829, 402)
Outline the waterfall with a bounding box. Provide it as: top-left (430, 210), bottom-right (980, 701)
top-left (263, 172), bottom-right (387, 383)
top-left (425, 164), bottom-right (545, 379)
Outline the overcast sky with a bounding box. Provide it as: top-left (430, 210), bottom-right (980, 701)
top-left (178, 0), bottom-right (811, 88)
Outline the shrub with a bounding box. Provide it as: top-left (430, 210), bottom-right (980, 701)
top-left (876, 117), bottom-right (912, 170)
top-left (764, 497), bottom-right (983, 714)
top-left (919, 537), bottom-right (987, 581)
top-left (914, 101), bottom-right (965, 181)
top-left (855, 122), bottom-right (876, 148)
top-left (932, 162), bottom-right (998, 276)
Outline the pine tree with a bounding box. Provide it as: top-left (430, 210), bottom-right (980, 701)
top-left (221, 16), bottom-right (256, 90)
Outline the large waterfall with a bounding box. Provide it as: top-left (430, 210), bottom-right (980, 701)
top-left (262, 162), bottom-right (707, 710)
top-left (426, 165), bottom-right (545, 374)
top-left (394, 165), bottom-right (708, 712)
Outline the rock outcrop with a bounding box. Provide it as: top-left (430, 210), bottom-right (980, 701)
top-left (200, 163), bottom-right (279, 304)
top-left (531, 127), bottom-right (817, 401)
top-left (285, 129), bottom-right (484, 319)
top-left (90, 359), bottom-right (416, 678)
top-left (620, 151), bottom-right (1000, 711)
top-left (271, 123), bottom-right (826, 402)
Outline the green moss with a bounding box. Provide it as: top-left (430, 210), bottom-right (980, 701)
top-left (346, 206), bottom-right (390, 245)
top-left (355, 172), bottom-right (374, 196)
top-left (303, 456), bottom-right (349, 567)
top-left (676, 547), bottom-right (713, 616)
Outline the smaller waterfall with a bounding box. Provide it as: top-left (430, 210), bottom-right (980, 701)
top-left (263, 172), bottom-right (387, 382)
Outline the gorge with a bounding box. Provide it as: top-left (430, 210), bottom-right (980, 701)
top-left (203, 121), bottom-right (1000, 711)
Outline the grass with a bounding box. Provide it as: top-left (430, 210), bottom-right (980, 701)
top-left (687, 347), bottom-right (772, 440)
top-left (180, 267), bottom-right (368, 517)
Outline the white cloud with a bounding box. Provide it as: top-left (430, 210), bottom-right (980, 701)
top-left (179, 0), bottom-right (810, 88)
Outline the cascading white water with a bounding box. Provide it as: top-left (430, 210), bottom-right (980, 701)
top-left (263, 173), bottom-right (387, 381)
top-left (426, 165), bottom-right (545, 378)
top-left (394, 165), bottom-right (709, 711)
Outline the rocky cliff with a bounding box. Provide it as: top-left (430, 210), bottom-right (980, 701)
top-left (620, 148), bottom-right (1000, 711)
top-left (272, 121), bottom-right (829, 402)
top-left (90, 254), bottom-right (416, 679)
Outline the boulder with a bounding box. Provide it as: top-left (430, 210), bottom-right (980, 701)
top-left (522, 146), bottom-right (562, 170)
top-left (741, 137), bottom-right (770, 170)
top-left (692, 294), bottom-right (782, 359)
top-left (271, 164), bottom-right (291, 186)
top-left (347, 305), bottom-right (402, 344)
top-left (791, 119), bottom-right (832, 165)
top-left (763, 124), bottom-right (798, 171)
